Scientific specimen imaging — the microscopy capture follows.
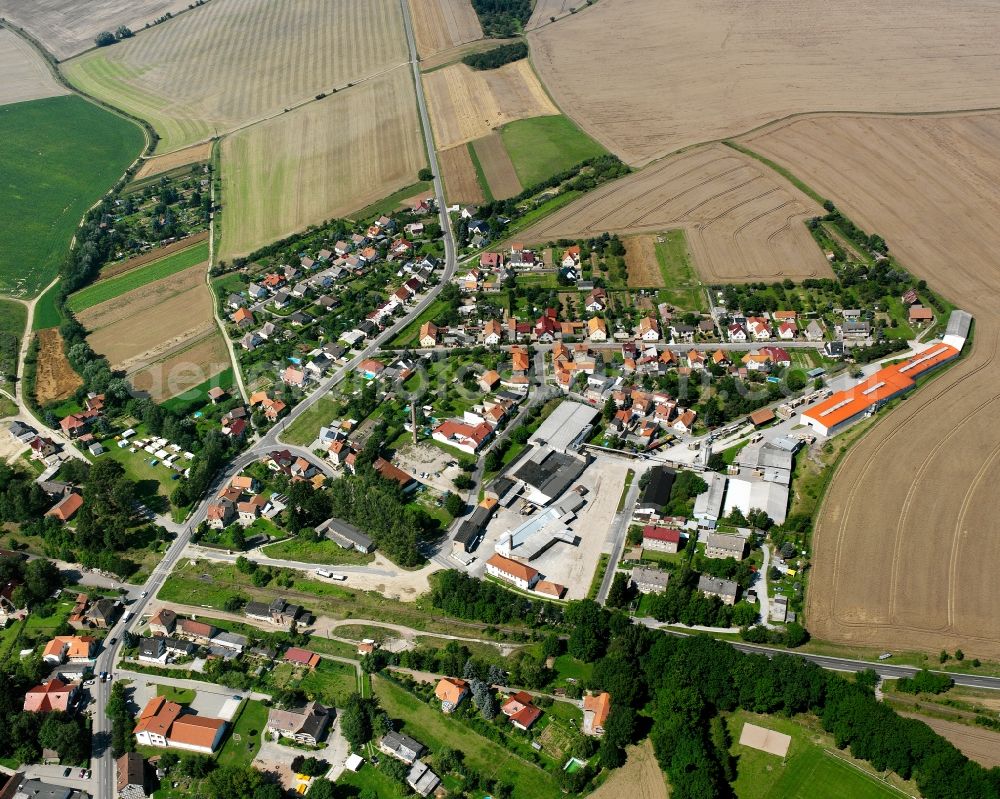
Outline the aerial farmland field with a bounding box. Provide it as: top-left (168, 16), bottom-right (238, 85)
top-left (740, 112), bottom-right (1000, 658)
top-left (528, 0), bottom-right (1000, 165)
top-left (408, 0), bottom-right (482, 59)
top-left (0, 94), bottom-right (144, 297)
top-left (516, 143), bottom-right (832, 283)
top-left (438, 143), bottom-right (485, 204)
top-left (499, 114), bottom-right (606, 187)
top-left (61, 0), bottom-right (409, 153)
top-left (219, 68), bottom-right (426, 259)
top-left (0, 28), bottom-right (68, 106)
top-left (423, 59), bottom-right (557, 150)
top-left (0, 0), bottom-right (191, 61)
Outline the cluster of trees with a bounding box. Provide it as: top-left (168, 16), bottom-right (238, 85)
top-left (340, 693), bottom-right (390, 751)
top-left (739, 621), bottom-right (809, 648)
top-left (462, 40), bottom-right (528, 70)
top-left (471, 0), bottom-right (531, 36)
top-left (0, 555), bottom-right (63, 611)
top-left (107, 681), bottom-right (135, 757)
top-left (851, 337), bottom-right (910, 364)
top-left (644, 568), bottom-right (758, 628)
top-left (94, 26), bottom-right (133, 46)
top-left (0, 462), bottom-right (54, 523)
top-left (429, 569), bottom-right (564, 626)
top-left (896, 669), bottom-right (954, 695)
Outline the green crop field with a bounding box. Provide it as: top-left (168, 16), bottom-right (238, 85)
top-left (0, 95), bottom-right (144, 298)
top-left (728, 710), bottom-right (907, 799)
top-left (68, 240), bottom-right (210, 312)
top-left (499, 114), bottom-right (606, 188)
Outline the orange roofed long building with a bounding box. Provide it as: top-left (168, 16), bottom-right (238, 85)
top-left (802, 343), bottom-right (959, 437)
top-left (485, 554), bottom-right (539, 590)
top-left (134, 696), bottom-right (227, 753)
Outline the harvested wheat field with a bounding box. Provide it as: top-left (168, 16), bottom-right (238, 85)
top-left (424, 60), bottom-right (557, 150)
top-left (900, 715), bottom-right (1000, 769)
top-left (588, 740), bottom-right (668, 799)
top-left (472, 133), bottom-right (521, 200)
top-left (78, 261), bottom-right (218, 375)
top-left (34, 328), bottom-right (81, 404)
top-left (220, 68), bottom-right (425, 259)
top-left (741, 113), bottom-right (1000, 657)
top-left (62, 0), bottom-right (408, 152)
top-left (0, 28), bottom-right (68, 107)
top-left (408, 0), bottom-right (481, 59)
top-left (517, 143), bottom-right (831, 282)
top-left (133, 142), bottom-right (212, 180)
top-left (131, 332), bottom-right (230, 402)
top-left (439, 144), bottom-right (484, 205)
top-left (0, 0), bottom-right (190, 61)
top-left (624, 236), bottom-right (663, 288)
top-left (525, 0), bottom-right (577, 30)
top-left (529, 0), bottom-right (1000, 165)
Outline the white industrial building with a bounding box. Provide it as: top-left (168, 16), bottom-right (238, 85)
top-left (723, 477), bottom-right (789, 525)
top-left (528, 400), bottom-right (600, 453)
top-left (693, 471), bottom-right (726, 524)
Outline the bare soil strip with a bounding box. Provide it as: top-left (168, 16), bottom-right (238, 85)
top-left (472, 133), bottom-right (522, 200)
top-left (624, 235), bottom-right (664, 288)
top-left (130, 332), bottom-right (230, 402)
top-left (133, 142), bottom-right (212, 180)
top-left (741, 112), bottom-right (1000, 657)
top-left (517, 143), bottom-right (831, 283)
top-left (35, 328), bottom-right (82, 404)
top-left (97, 232), bottom-right (209, 281)
top-left (587, 739), bottom-right (668, 799)
top-left (439, 144), bottom-right (485, 205)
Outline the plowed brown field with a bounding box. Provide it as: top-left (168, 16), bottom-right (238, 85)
top-left (34, 328), bottom-right (81, 404)
top-left (529, 0), bottom-right (1000, 165)
top-left (130, 332), bottom-right (230, 402)
top-left (900, 715), bottom-right (1000, 768)
top-left (741, 112), bottom-right (1000, 658)
top-left (439, 144), bottom-right (484, 205)
top-left (472, 133), bottom-right (521, 200)
top-left (408, 0), bottom-right (482, 59)
top-left (516, 143), bottom-right (831, 283)
top-left (423, 60), bottom-right (557, 149)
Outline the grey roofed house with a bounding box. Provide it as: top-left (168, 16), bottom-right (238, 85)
top-left (841, 321), bottom-right (870, 338)
top-left (163, 637), bottom-right (197, 656)
top-left (3, 776), bottom-right (90, 799)
top-left (697, 574), bottom-right (739, 603)
top-left (453, 502), bottom-right (496, 552)
top-left (316, 517), bottom-right (375, 553)
top-left (244, 601), bottom-right (272, 621)
top-left (212, 631), bottom-right (248, 651)
top-left (38, 480), bottom-right (72, 498)
top-left (117, 751), bottom-right (148, 799)
top-left (693, 471), bottom-right (726, 523)
top-left (249, 645), bottom-right (278, 660)
top-left (823, 340), bottom-right (845, 358)
top-left (513, 448), bottom-right (589, 506)
top-left (407, 760), bottom-right (441, 798)
top-left (735, 443), bottom-right (794, 474)
top-left (266, 700), bottom-right (332, 745)
top-left (85, 598), bottom-right (120, 628)
top-left (636, 466), bottom-right (676, 513)
top-left (630, 566), bottom-right (670, 594)
top-left (138, 638), bottom-right (165, 660)
top-left (379, 730), bottom-right (425, 764)
top-left (705, 533), bottom-right (746, 560)
top-left (227, 293), bottom-right (246, 308)
top-left (207, 645), bottom-right (239, 660)
top-left (8, 421), bottom-right (36, 441)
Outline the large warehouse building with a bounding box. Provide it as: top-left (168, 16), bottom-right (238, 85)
top-left (802, 342), bottom-right (960, 437)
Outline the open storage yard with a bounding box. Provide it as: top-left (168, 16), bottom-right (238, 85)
top-left (408, 0), bottom-right (482, 58)
top-left (219, 67), bottom-right (425, 259)
top-left (528, 0), bottom-right (1000, 165)
top-left (423, 59), bottom-right (557, 150)
top-left (740, 112), bottom-right (1000, 658)
top-left (516, 143), bottom-right (832, 283)
top-left (0, 28), bottom-right (68, 106)
top-left (61, 0), bottom-right (409, 153)
top-left (0, 0), bottom-right (191, 60)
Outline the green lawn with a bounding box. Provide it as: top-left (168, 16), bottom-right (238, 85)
top-left (551, 654), bottom-right (593, 685)
top-left (216, 699), bottom-right (268, 767)
top-left (160, 367), bottom-right (235, 414)
top-left (728, 710), bottom-right (908, 799)
top-left (351, 181), bottom-right (432, 222)
top-left (280, 396), bottom-right (338, 447)
top-left (0, 95), bottom-right (144, 297)
top-left (68, 240), bottom-right (210, 311)
top-left (31, 279), bottom-right (62, 330)
top-left (337, 763), bottom-right (409, 798)
top-left (387, 298), bottom-right (452, 348)
top-left (652, 229), bottom-right (706, 311)
top-left (156, 685), bottom-right (196, 704)
top-left (261, 536), bottom-right (374, 566)
top-left (374, 676), bottom-right (561, 798)
top-left (298, 659), bottom-right (359, 707)
top-left (499, 115), bottom-right (607, 188)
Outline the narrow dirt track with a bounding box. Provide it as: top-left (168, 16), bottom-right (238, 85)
top-left (742, 112), bottom-right (1000, 658)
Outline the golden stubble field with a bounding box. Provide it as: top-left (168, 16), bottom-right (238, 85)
top-left (134, 142), bottom-right (212, 180)
top-left (0, 0), bottom-right (190, 61)
top-left (438, 144), bottom-right (484, 205)
top-left (423, 60), bottom-right (557, 150)
top-left (61, 0), bottom-right (408, 152)
top-left (517, 143), bottom-right (831, 283)
top-left (0, 28), bottom-right (68, 106)
top-left (408, 0), bottom-right (482, 59)
top-left (741, 112), bottom-right (1000, 658)
top-left (219, 67), bottom-right (426, 259)
top-left (529, 0), bottom-right (1000, 165)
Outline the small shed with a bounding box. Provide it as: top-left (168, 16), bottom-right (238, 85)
top-left (749, 407), bottom-right (775, 427)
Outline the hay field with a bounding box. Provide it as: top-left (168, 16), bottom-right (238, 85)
top-left (409, 0), bottom-right (482, 59)
top-left (526, 0), bottom-right (577, 31)
top-left (588, 740), bottom-right (667, 799)
top-left (35, 328), bottom-right (81, 404)
top-left (439, 144), bottom-right (484, 204)
top-left (134, 141), bottom-right (212, 180)
top-left (219, 68), bottom-right (425, 259)
top-left (741, 113), bottom-right (1000, 657)
top-left (0, 0), bottom-right (190, 61)
top-left (528, 0), bottom-right (1000, 165)
top-left (0, 28), bottom-right (68, 106)
top-left (517, 143), bottom-right (831, 283)
top-left (62, 0), bottom-right (408, 152)
top-left (472, 133), bottom-right (521, 200)
top-left (423, 60), bottom-right (557, 150)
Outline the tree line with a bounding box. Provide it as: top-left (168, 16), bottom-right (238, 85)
top-left (462, 41), bottom-right (528, 70)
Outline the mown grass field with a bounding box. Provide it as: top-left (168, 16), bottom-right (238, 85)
top-left (68, 240), bottom-right (209, 311)
top-left (31, 281), bottom-right (63, 330)
top-left (0, 95), bottom-right (144, 298)
top-left (280, 396), bottom-right (339, 447)
top-left (499, 114), bottom-right (606, 187)
top-left (216, 699), bottom-right (268, 768)
top-left (262, 536), bottom-right (375, 566)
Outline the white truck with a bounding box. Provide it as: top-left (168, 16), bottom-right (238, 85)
top-left (315, 569), bottom-right (347, 581)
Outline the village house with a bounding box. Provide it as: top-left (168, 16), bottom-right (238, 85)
top-left (432, 419), bottom-right (493, 455)
top-left (642, 525), bottom-right (681, 554)
top-left (42, 635), bottom-right (96, 665)
top-left (46, 492), bottom-right (83, 523)
top-left (380, 731), bottom-right (425, 765)
top-left (176, 618), bottom-right (217, 645)
top-left (485, 553), bottom-right (539, 590)
top-left (434, 677), bottom-right (469, 713)
top-left (148, 608), bottom-right (177, 636)
top-left (698, 575), bottom-right (739, 605)
top-left (23, 678), bottom-right (78, 713)
top-left (501, 691), bottom-right (542, 731)
top-left (587, 316), bottom-right (607, 341)
top-left (133, 696), bottom-right (226, 753)
top-left (117, 752), bottom-right (150, 799)
top-left (705, 533), bottom-right (746, 560)
top-left (266, 701), bottom-right (332, 746)
top-left (283, 647), bottom-right (321, 669)
top-left (583, 692), bottom-right (611, 736)
top-left (636, 317), bottom-right (660, 341)
top-left (419, 321), bottom-right (439, 347)
top-left (631, 566), bottom-right (670, 594)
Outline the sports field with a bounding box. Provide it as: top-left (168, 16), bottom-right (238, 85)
top-left (0, 94), bottom-right (144, 297)
top-left (499, 114), bottom-right (606, 187)
top-left (61, 0), bottom-right (409, 153)
top-left (69, 240), bottom-right (209, 311)
top-left (0, 28), bottom-right (68, 107)
top-left (528, 0), bottom-right (1000, 165)
top-left (741, 112), bottom-right (1000, 658)
top-left (219, 68), bottom-right (425, 259)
